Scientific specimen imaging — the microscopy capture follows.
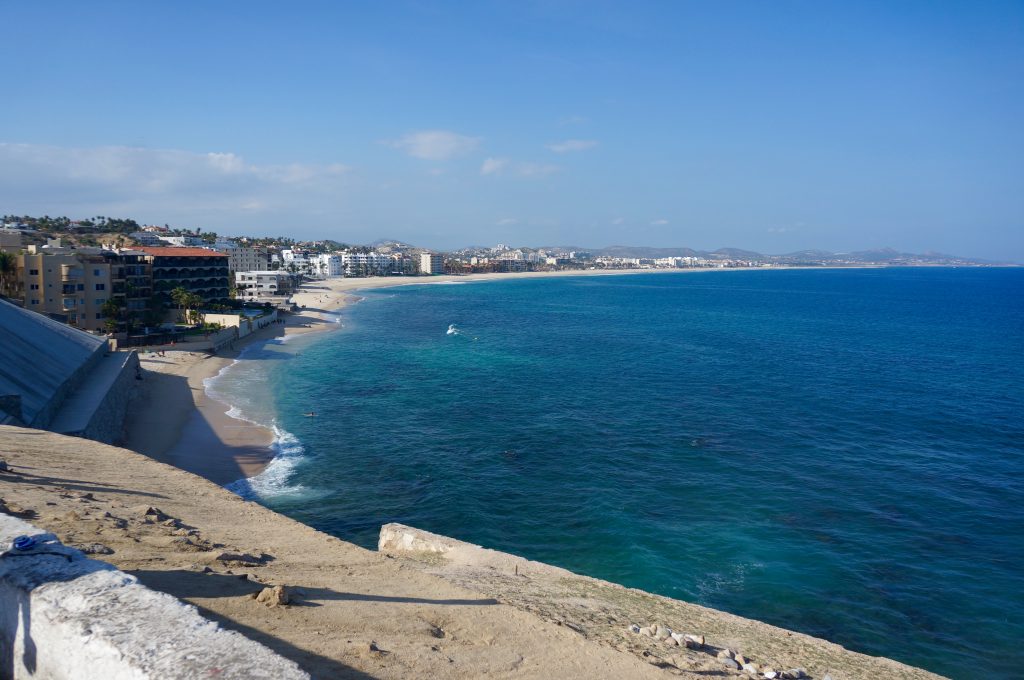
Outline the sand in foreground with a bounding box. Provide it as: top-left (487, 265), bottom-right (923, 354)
top-left (0, 426), bottom-right (944, 679)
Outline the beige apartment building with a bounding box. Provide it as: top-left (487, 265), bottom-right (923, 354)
top-left (18, 250), bottom-right (114, 332)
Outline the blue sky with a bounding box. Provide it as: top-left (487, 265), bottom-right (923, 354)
top-left (1, 1), bottom-right (1021, 259)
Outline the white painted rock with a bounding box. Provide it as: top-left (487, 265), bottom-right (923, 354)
top-left (639, 626), bottom-right (654, 637)
top-left (654, 625), bottom-right (671, 640)
top-left (764, 670), bottom-right (778, 679)
top-left (685, 633), bottom-right (705, 646)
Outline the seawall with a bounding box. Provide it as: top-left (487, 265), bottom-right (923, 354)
top-left (0, 514), bottom-right (307, 680)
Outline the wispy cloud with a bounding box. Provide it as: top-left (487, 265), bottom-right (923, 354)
top-left (496, 217), bottom-right (518, 226)
top-left (480, 157), bottom-right (510, 176)
top-left (0, 142), bottom-right (351, 222)
top-left (480, 158), bottom-right (558, 178)
top-left (559, 115), bottom-right (588, 126)
top-left (611, 217), bottom-right (625, 225)
top-left (517, 162), bottom-right (559, 177)
top-left (650, 219), bottom-right (669, 225)
top-left (546, 139), bottom-right (598, 154)
top-left (387, 130), bottom-right (480, 160)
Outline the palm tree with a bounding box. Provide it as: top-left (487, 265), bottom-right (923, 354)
top-left (0, 251), bottom-right (17, 299)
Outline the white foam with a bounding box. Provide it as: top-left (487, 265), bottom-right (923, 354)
top-left (225, 424), bottom-right (313, 500)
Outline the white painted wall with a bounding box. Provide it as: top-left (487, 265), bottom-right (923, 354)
top-left (0, 516), bottom-right (308, 680)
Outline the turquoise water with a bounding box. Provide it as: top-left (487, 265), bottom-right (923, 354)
top-left (215, 268), bottom-right (1024, 679)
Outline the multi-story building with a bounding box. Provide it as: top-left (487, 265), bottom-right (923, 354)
top-left (16, 248), bottom-right (113, 331)
top-left (311, 253), bottom-right (342, 278)
top-left (419, 252), bottom-right (444, 275)
top-left (140, 247), bottom-right (229, 305)
top-left (234, 270), bottom-right (297, 301)
top-left (109, 251), bottom-right (153, 317)
top-left (211, 243), bottom-right (270, 274)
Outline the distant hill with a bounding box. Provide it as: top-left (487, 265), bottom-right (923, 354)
top-left (534, 244), bottom-right (1007, 265)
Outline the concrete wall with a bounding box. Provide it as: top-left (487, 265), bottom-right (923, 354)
top-left (0, 515), bottom-right (308, 680)
top-left (78, 352), bottom-right (140, 445)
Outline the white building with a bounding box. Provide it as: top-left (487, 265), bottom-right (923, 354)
top-left (210, 243), bottom-right (270, 274)
top-left (162, 235), bottom-right (205, 247)
top-left (234, 271), bottom-right (297, 301)
top-left (419, 252), bottom-right (443, 275)
top-left (129, 231), bottom-right (169, 246)
top-left (311, 253), bottom-right (343, 278)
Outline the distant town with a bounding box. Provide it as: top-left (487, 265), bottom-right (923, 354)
top-left (0, 213), bottom-right (1005, 345)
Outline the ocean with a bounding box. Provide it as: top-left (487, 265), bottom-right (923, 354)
top-left (209, 267), bottom-right (1024, 679)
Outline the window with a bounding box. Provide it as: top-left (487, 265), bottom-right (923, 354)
top-left (30, 299), bottom-right (39, 305)
top-left (95, 283), bottom-right (105, 291)
top-left (29, 284), bottom-right (39, 290)
top-left (93, 269), bottom-right (101, 276)
top-left (95, 298), bottom-right (105, 305)
top-left (96, 313), bottom-right (103, 320)
top-left (77, 283), bottom-right (85, 291)
top-left (29, 269), bottom-right (38, 275)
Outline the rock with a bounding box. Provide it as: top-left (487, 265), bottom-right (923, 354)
top-left (763, 669), bottom-right (778, 679)
top-left (718, 649), bottom-right (735, 660)
top-left (786, 669), bottom-right (806, 679)
top-left (77, 543), bottom-right (114, 555)
top-left (722, 658), bottom-right (741, 670)
top-left (684, 634), bottom-right (705, 647)
top-left (823, 675), bottom-right (833, 680)
top-left (639, 626), bottom-right (654, 637)
top-left (736, 654), bottom-right (748, 665)
top-left (654, 625), bottom-right (671, 641)
top-left (161, 518), bottom-right (181, 528)
top-left (670, 632), bottom-right (686, 645)
top-left (629, 624), bottom-right (641, 634)
top-left (0, 460), bottom-right (9, 472)
top-left (665, 636), bottom-right (679, 646)
top-left (743, 663), bottom-right (760, 675)
top-left (255, 585), bottom-right (290, 606)
top-left (136, 505), bottom-right (168, 521)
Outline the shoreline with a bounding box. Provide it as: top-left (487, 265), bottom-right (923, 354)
top-left (123, 264), bottom-right (895, 489)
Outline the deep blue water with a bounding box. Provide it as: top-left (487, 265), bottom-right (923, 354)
top-left (216, 268), bottom-right (1024, 679)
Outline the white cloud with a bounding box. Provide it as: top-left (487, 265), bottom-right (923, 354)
top-left (0, 142), bottom-right (352, 222)
top-left (480, 157), bottom-right (509, 175)
top-left (517, 162), bottom-right (559, 177)
top-left (387, 130), bottom-right (481, 160)
top-left (546, 139), bottom-right (598, 153)
top-left (496, 218), bottom-right (518, 226)
top-left (480, 158), bottom-right (558, 178)
top-left (651, 219), bottom-right (669, 225)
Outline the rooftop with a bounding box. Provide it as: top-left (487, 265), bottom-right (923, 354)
top-left (139, 247), bottom-right (227, 258)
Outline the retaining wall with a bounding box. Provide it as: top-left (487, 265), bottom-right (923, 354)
top-left (0, 515), bottom-right (308, 680)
